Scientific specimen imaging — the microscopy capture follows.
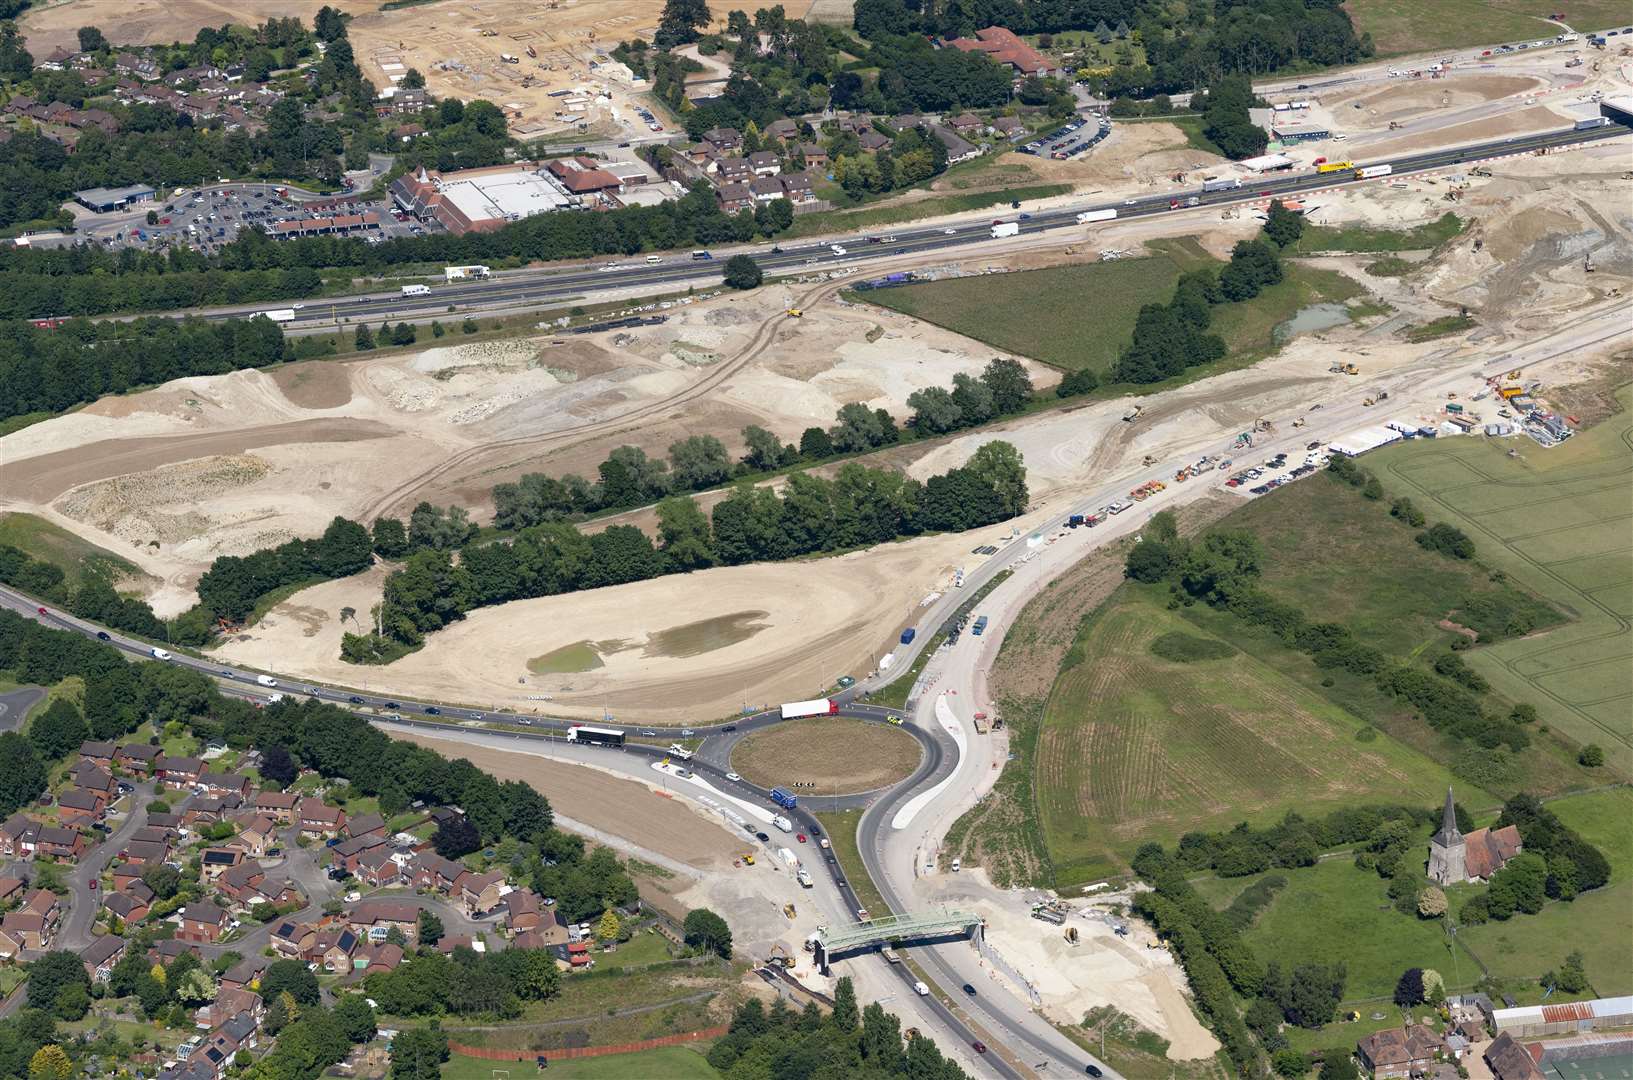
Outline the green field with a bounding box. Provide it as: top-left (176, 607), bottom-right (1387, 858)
top-left (1292, 213), bottom-right (1465, 255)
top-left (1547, 787), bottom-right (1633, 879)
top-left (1033, 587), bottom-right (1469, 886)
top-left (441, 1044), bottom-right (720, 1079)
top-left (0, 511), bottom-right (148, 591)
top-left (864, 239), bottom-right (1364, 375)
top-left (1347, 0), bottom-right (1631, 55)
top-left (1458, 878), bottom-right (1633, 996)
top-left (1367, 386), bottom-right (1633, 773)
top-left (1241, 860), bottom-right (1467, 1000)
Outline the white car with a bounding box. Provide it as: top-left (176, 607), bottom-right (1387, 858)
top-left (725, 772), bottom-right (742, 783)
top-left (830, 244), bottom-right (847, 255)
top-left (942, 227), bottom-right (957, 234)
top-left (345, 891), bottom-right (361, 902)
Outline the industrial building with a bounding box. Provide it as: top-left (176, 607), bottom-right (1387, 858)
top-left (73, 184), bottom-right (157, 212)
top-left (1490, 995), bottom-right (1633, 1038)
top-left (389, 164), bottom-right (577, 235)
top-left (1273, 126), bottom-right (1331, 144)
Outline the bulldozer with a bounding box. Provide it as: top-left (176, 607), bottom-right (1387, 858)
top-left (1292, 417), bottom-right (1307, 428)
top-left (786, 308), bottom-right (803, 317)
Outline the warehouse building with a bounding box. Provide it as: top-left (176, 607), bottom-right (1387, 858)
top-left (73, 184), bottom-right (157, 212)
top-left (1491, 995), bottom-right (1633, 1039)
top-left (390, 164), bottom-right (576, 235)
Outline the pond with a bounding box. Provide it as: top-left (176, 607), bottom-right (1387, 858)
top-left (1274, 302), bottom-right (1351, 344)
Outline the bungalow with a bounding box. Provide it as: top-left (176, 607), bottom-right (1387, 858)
top-left (347, 898), bottom-right (423, 941)
top-left (717, 182), bottom-right (755, 213)
top-left (55, 788), bottom-right (105, 826)
top-left (103, 890), bottom-right (150, 925)
top-left (200, 848), bottom-right (244, 882)
top-left (197, 772), bottom-right (251, 799)
top-left (437, 933), bottom-right (477, 954)
top-left (80, 935), bottom-right (127, 982)
top-left (857, 129), bottom-right (892, 152)
top-left (343, 813), bottom-right (387, 841)
top-left (35, 825), bottom-right (86, 861)
top-left (114, 744), bottom-right (161, 773)
top-left (176, 900), bottom-right (229, 943)
top-left (932, 126), bottom-right (981, 164)
top-left (748, 150), bottom-right (781, 176)
top-left (156, 755), bottom-right (204, 789)
top-left (78, 741), bottom-right (117, 768)
top-left (1358, 1025), bottom-right (1446, 1079)
top-left (253, 791), bottom-right (299, 824)
top-left (3, 93), bottom-right (35, 114)
top-left (459, 870), bottom-right (507, 917)
top-left (271, 920), bottom-right (317, 959)
top-left (991, 115), bottom-right (1023, 136)
top-left (889, 113), bottom-right (924, 132)
top-left (297, 798), bottom-right (345, 838)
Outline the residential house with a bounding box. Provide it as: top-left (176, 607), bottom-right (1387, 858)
top-left (188, 1013), bottom-right (258, 1079)
top-left (797, 143), bottom-right (828, 169)
top-left (436, 933), bottom-right (477, 954)
top-left (716, 157), bottom-right (753, 183)
top-left (197, 772), bottom-right (251, 800)
top-left (514, 909), bottom-right (572, 950)
top-left (114, 743), bottom-right (160, 774)
top-left (459, 871), bottom-right (507, 917)
top-left (717, 182), bottom-right (755, 213)
top-left (253, 791), bottom-right (299, 824)
top-left (200, 848), bottom-right (244, 882)
top-left (374, 87), bottom-right (428, 116)
top-left (103, 889), bottom-right (150, 925)
top-left (80, 935), bottom-right (127, 982)
top-left (857, 129), bottom-right (893, 152)
top-left (410, 853), bottom-right (467, 895)
top-left (0, 890), bottom-right (62, 955)
top-left (359, 941), bottom-right (405, 973)
top-left (55, 788), bottom-right (105, 826)
top-left (932, 126), bottom-right (981, 164)
top-left (149, 939), bottom-right (200, 965)
top-left (502, 889), bottom-right (545, 935)
top-left (333, 833), bottom-right (388, 874)
top-left (701, 126), bottom-right (743, 153)
top-left (0, 877), bottom-right (23, 904)
top-left (156, 755), bottom-right (204, 789)
top-left (347, 898), bottom-right (423, 941)
top-left (312, 926), bottom-right (361, 973)
top-left (35, 825), bottom-right (86, 861)
top-left (889, 113), bottom-right (923, 132)
top-left (68, 762), bottom-right (117, 799)
top-left (343, 813), bottom-right (387, 841)
top-left (37, 46), bottom-right (76, 72)
top-left (780, 172), bottom-right (817, 203)
top-left (1484, 1033), bottom-right (1545, 1080)
top-left (297, 798), bottom-right (345, 838)
top-left (949, 112), bottom-right (983, 133)
top-left (229, 814), bottom-right (279, 858)
top-left (1358, 1026), bottom-right (1446, 1079)
top-left (78, 741), bottom-right (117, 768)
top-left (197, 986), bottom-right (262, 1030)
top-left (271, 920), bottom-right (317, 960)
top-left (835, 115), bottom-right (871, 134)
top-left (218, 955), bottom-right (269, 993)
top-left (120, 838), bottom-right (169, 866)
top-left (176, 901), bottom-right (229, 943)
top-left (147, 812), bottom-right (183, 833)
top-left (554, 940), bottom-right (593, 970)
top-left (69, 107), bottom-right (119, 134)
top-left (113, 52), bottom-right (161, 81)
top-left (216, 862), bottom-right (266, 905)
top-left (355, 848), bottom-right (401, 889)
top-left (748, 150), bottom-right (781, 176)
top-left (765, 117), bottom-right (798, 141)
top-left (991, 115), bottom-right (1023, 137)
top-left (750, 176), bottom-right (786, 203)
top-left (0, 815), bottom-right (36, 858)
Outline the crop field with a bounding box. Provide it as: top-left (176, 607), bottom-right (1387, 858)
top-left (1347, 0), bottom-right (1632, 55)
top-left (864, 240), bottom-right (1363, 375)
top-left (1367, 385), bottom-right (1633, 773)
top-left (1033, 587), bottom-right (1466, 887)
top-left (0, 511), bottom-right (149, 591)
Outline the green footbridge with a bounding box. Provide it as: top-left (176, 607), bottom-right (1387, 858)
top-left (811, 909), bottom-right (983, 973)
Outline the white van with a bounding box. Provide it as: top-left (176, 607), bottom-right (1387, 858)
top-left (256, 675), bottom-right (278, 688)
top-left (645, 255), bottom-right (661, 264)
top-left (151, 648), bottom-right (173, 661)
top-left (951, 858), bottom-right (962, 872)
top-left (913, 981), bottom-right (930, 996)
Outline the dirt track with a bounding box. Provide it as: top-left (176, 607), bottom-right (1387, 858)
top-left (0, 418), bottom-right (398, 504)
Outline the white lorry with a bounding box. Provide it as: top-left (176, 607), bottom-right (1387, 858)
top-left (990, 221), bottom-right (1020, 239)
top-left (401, 283), bottom-right (431, 296)
top-left (151, 648), bottom-right (173, 661)
top-left (1076, 208), bottom-right (1117, 224)
top-left (667, 743), bottom-right (694, 761)
top-left (772, 815), bottom-right (794, 833)
top-left (444, 265), bottom-right (491, 282)
top-left (261, 309), bottom-right (296, 323)
top-left (778, 847), bottom-right (800, 869)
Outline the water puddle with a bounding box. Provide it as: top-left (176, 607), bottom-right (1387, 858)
top-left (527, 638), bottom-right (629, 674)
top-left (643, 610), bottom-right (769, 659)
top-left (1274, 302), bottom-right (1351, 344)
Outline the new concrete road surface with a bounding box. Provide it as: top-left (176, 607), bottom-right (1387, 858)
top-left (1, 297), bottom-right (1626, 1073)
top-left (167, 123), bottom-right (1625, 333)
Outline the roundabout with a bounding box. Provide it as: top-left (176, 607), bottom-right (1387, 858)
top-left (728, 715), bottom-right (923, 795)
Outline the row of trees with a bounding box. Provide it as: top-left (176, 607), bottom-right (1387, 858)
top-left (491, 359), bottom-right (1036, 531)
top-left (1107, 206), bottom-right (1300, 386)
top-left (0, 312), bottom-right (291, 422)
top-left (362, 944), bottom-right (562, 1020)
top-left (347, 443), bottom-right (1028, 657)
top-left (0, 544), bottom-right (166, 639)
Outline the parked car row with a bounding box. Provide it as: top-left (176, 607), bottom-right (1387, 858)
top-left (1018, 115), bottom-right (1111, 160)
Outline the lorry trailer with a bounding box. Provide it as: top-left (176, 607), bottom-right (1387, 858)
top-left (566, 725), bottom-right (625, 747)
top-left (401, 283), bottom-right (431, 296)
top-left (1316, 160), bottom-right (1355, 173)
top-left (990, 221), bottom-right (1020, 239)
top-left (1075, 208), bottom-right (1117, 224)
top-left (1355, 164), bottom-right (1393, 179)
top-left (780, 699), bottom-right (838, 720)
top-left (1201, 177), bottom-right (1242, 192)
top-left (899, 627), bottom-right (917, 645)
top-left (261, 309), bottom-right (297, 323)
top-left (444, 265), bottom-right (491, 282)
top-left (667, 743), bottom-right (694, 760)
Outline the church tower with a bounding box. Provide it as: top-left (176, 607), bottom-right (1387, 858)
top-left (1427, 787), bottom-right (1467, 885)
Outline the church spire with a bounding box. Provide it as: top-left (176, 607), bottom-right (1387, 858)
top-left (1433, 786), bottom-right (1461, 845)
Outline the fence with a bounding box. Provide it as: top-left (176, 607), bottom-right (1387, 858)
top-left (449, 1026), bottom-right (728, 1062)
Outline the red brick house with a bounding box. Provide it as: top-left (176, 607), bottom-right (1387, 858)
top-left (347, 899), bottom-right (423, 942)
top-left (78, 741), bottom-right (117, 769)
top-left (459, 870), bottom-right (507, 917)
top-left (156, 755), bottom-right (204, 788)
top-left (35, 825), bottom-right (86, 861)
top-left (1358, 1025), bottom-right (1446, 1078)
top-left (355, 849), bottom-right (401, 888)
top-left (68, 762), bottom-right (116, 799)
top-left (80, 934), bottom-right (127, 982)
top-left (297, 798), bottom-right (345, 838)
top-left (114, 743), bottom-right (160, 774)
top-left (176, 901), bottom-right (229, 943)
top-left (197, 772), bottom-right (251, 799)
top-left (254, 791), bottom-right (299, 823)
top-left (55, 787), bottom-right (105, 826)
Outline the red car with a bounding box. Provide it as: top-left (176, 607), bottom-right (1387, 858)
top-left (89, 879), bottom-right (98, 890)
top-left (36, 607), bottom-right (47, 615)
top-left (796, 833), bottom-right (807, 843)
top-left (972, 1042), bottom-right (987, 1054)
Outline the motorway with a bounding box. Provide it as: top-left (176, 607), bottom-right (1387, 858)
top-left (193, 122), bottom-right (1629, 332)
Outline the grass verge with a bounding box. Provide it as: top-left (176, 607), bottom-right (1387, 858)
top-left (0, 511), bottom-right (147, 591)
top-left (786, 183), bottom-right (1072, 238)
top-left (815, 809), bottom-right (891, 919)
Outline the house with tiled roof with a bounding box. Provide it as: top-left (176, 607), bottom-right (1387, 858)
top-left (459, 870), bottom-right (507, 917)
top-left (187, 1012), bottom-right (258, 1078)
top-left (35, 825), bottom-right (85, 861)
top-left (297, 798), bottom-right (346, 838)
top-left (115, 743), bottom-right (160, 773)
top-left (68, 762), bottom-right (116, 798)
top-left (197, 772), bottom-right (251, 799)
top-left (253, 791), bottom-right (299, 822)
top-left (103, 889), bottom-right (150, 925)
top-left (410, 853), bottom-right (467, 894)
top-left (945, 26), bottom-right (1053, 76)
top-left (344, 812), bottom-right (386, 840)
top-left (156, 755), bottom-right (203, 788)
top-left (55, 788), bottom-right (105, 826)
top-left (80, 935), bottom-right (127, 981)
top-left (347, 898), bottom-right (423, 941)
top-left (177, 901), bottom-right (228, 943)
top-left (1357, 1025), bottom-right (1445, 1078)
top-left (1483, 1032), bottom-right (1544, 1080)
top-left (79, 741), bottom-right (117, 767)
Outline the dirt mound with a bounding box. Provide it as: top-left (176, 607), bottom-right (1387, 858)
top-left (56, 455), bottom-right (271, 547)
top-left (271, 362), bottom-right (354, 409)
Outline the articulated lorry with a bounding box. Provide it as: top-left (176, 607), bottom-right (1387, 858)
top-left (1076, 208), bottom-right (1117, 224)
top-left (1201, 177), bottom-right (1242, 192)
top-left (261, 309), bottom-right (296, 323)
top-left (444, 265), bottom-right (491, 282)
top-left (780, 699), bottom-right (837, 720)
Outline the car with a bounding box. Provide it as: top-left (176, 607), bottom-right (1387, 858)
top-left (518, 718), bottom-right (534, 725)
top-left (221, 668), bottom-right (234, 676)
top-left (797, 833), bottom-right (808, 843)
top-left (725, 772), bottom-right (742, 782)
top-left (96, 631), bottom-right (111, 640)
top-left (755, 831), bottom-right (770, 842)
top-left (385, 702), bottom-right (400, 710)
top-left (943, 227), bottom-right (957, 234)
top-left (973, 1042), bottom-right (988, 1055)
top-left (962, 984), bottom-right (977, 996)
top-left (349, 695), bottom-right (364, 704)
top-left (425, 706), bottom-right (441, 715)
top-left (89, 878), bottom-right (98, 889)
top-left (344, 890), bottom-right (361, 902)
top-left (640, 729), bottom-right (659, 737)
top-left (722, 725), bottom-right (737, 733)
top-left (35, 606), bottom-right (46, 615)
top-left (1086, 1066), bottom-right (1103, 1077)
top-left (809, 825), bottom-right (822, 837)
top-left (680, 728), bottom-right (696, 736)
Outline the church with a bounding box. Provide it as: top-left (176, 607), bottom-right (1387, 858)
top-left (1428, 788), bottom-right (1523, 885)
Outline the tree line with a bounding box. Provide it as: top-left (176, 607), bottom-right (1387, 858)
top-left (344, 442), bottom-right (1029, 661)
top-left (195, 515), bottom-right (373, 622)
top-left (492, 359), bottom-right (1036, 530)
top-left (1104, 204), bottom-right (1302, 386)
top-left (0, 544), bottom-right (167, 640)
top-left (707, 977), bottom-right (969, 1079)
top-left (0, 313), bottom-right (290, 423)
